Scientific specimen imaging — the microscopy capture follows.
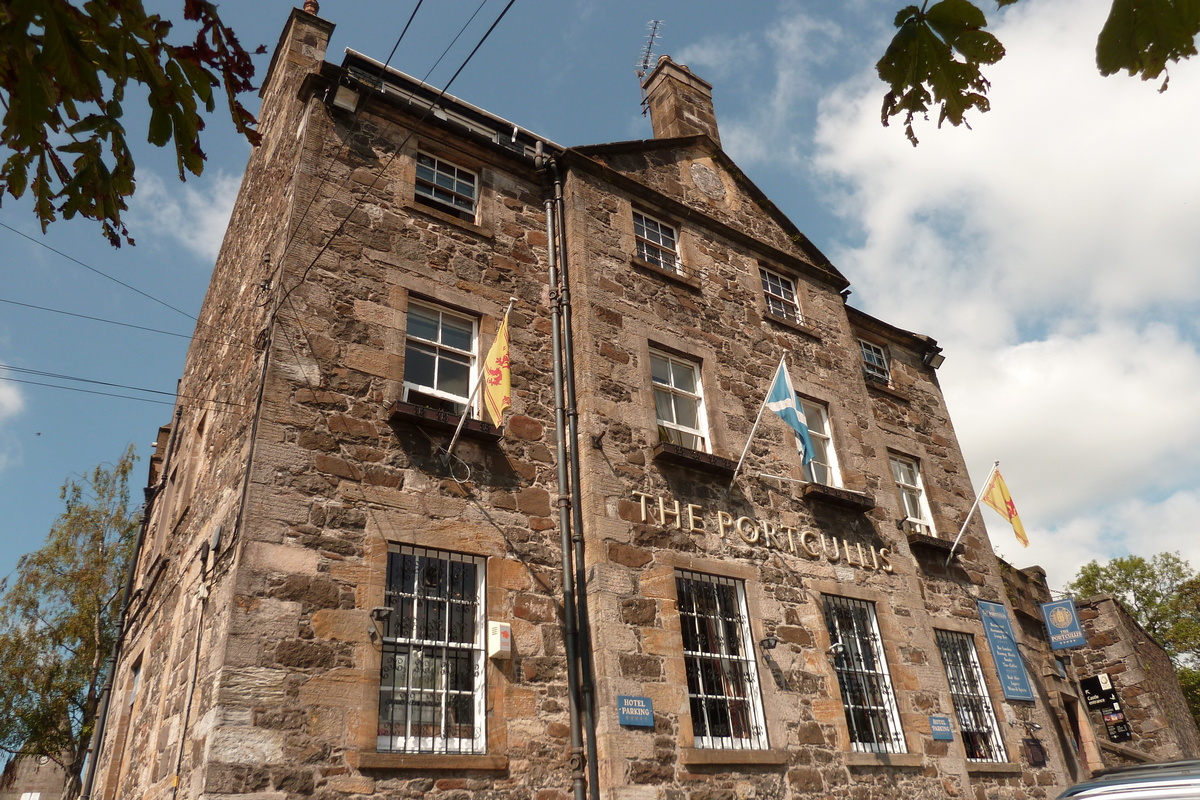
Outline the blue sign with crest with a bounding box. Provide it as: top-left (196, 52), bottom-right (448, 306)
top-left (1041, 599), bottom-right (1086, 650)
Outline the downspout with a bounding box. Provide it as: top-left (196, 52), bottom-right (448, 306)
top-left (536, 146), bottom-right (589, 800)
top-left (80, 406), bottom-right (183, 800)
top-left (552, 158), bottom-right (601, 800)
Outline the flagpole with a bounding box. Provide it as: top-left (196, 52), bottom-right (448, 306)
top-left (729, 355), bottom-right (787, 488)
top-left (444, 297), bottom-right (516, 461)
top-left (944, 460), bottom-right (999, 567)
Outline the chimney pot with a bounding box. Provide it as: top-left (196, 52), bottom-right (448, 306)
top-left (642, 55), bottom-right (720, 146)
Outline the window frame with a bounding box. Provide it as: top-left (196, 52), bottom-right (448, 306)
top-left (403, 300), bottom-right (479, 417)
top-left (935, 629), bottom-right (1008, 763)
top-left (890, 454), bottom-right (935, 537)
top-left (675, 569), bottom-right (769, 751)
top-left (414, 152), bottom-right (479, 222)
top-left (859, 339), bottom-right (891, 384)
top-left (759, 267), bottom-right (802, 324)
top-left (378, 545), bottom-right (487, 756)
top-left (633, 210), bottom-right (682, 275)
top-left (799, 400), bottom-right (840, 487)
top-left (650, 350), bottom-right (709, 453)
top-left (822, 594), bottom-right (906, 754)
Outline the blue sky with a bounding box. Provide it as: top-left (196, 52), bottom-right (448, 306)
top-left (2, 0), bottom-right (1198, 590)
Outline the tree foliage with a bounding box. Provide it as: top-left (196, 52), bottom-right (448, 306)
top-left (1065, 551), bottom-right (1200, 727)
top-left (0, 1), bottom-right (263, 247)
top-left (879, 0), bottom-right (1200, 144)
top-left (0, 447), bottom-right (139, 799)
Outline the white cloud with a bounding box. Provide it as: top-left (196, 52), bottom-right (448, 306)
top-left (0, 367), bottom-right (25, 475)
top-left (131, 170), bottom-right (242, 262)
top-left (678, 11), bottom-right (847, 168)
top-left (799, 0), bottom-right (1200, 586)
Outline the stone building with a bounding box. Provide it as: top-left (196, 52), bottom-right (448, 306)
top-left (1001, 563), bottom-right (1200, 779)
top-left (84, 6), bottom-right (1195, 800)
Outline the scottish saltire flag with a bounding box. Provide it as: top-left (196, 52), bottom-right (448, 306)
top-left (766, 358), bottom-right (815, 465)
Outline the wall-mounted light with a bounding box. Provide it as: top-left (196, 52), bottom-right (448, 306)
top-left (923, 349), bottom-right (946, 369)
top-left (826, 642), bottom-right (846, 657)
top-left (369, 606), bottom-right (392, 623)
top-left (759, 635), bottom-right (779, 650)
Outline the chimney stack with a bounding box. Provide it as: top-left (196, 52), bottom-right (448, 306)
top-left (642, 55), bottom-right (720, 147)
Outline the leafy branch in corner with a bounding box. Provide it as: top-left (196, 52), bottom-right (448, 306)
top-left (0, 1), bottom-right (266, 246)
top-left (878, 0), bottom-right (1200, 145)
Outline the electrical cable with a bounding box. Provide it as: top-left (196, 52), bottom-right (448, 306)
top-left (0, 296), bottom-right (251, 349)
top-left (0, 376), bottom-right (241, 410)
top-left (0, 365), bottom-right (242, 407)
top-left (0, 221), bottom-right (256, 351)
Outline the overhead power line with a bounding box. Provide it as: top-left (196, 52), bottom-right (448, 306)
top-left (0, 296), bottom-right (249, 349)
top-left (0, 365), bottom-right (243, 408)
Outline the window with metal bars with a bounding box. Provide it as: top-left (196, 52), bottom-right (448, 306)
top-left (821, 594), bottom-right (906, 753)
top-left (676, 570), bottom-right (768, 750)
top-left (935, 629), bottom-right (1007, 762)
top-left (378, 546), bottom-right (486, 754)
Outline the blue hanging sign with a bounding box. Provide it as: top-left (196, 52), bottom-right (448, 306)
top-left (929, 715), bottom-right (954, 741)
top-left (977, 599), bottom-right (1035, 701)
top-left (1041, 598), bottom-right (1087, 650)
top-left (617, 695), bottom-right (655, 727)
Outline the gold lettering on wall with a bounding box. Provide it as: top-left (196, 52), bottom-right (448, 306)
top-left (625, 491), bottom-right (893, 574)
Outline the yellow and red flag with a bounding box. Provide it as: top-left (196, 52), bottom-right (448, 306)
top-left (981, 468), bottom-right (1028, 547)
top-left (481, 312), bottom-right (511, 427)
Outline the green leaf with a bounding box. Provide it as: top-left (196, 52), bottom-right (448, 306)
top-left (877, 0), bottom-right (1003, 145)
top-left (1097, 0), bottom-right (1200, 87)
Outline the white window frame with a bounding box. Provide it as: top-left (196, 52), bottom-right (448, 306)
top-left (676, 570), bottom-right (769, 750)
top-left (634, 210), bottom-right (681, 274)
top-left (759, 267), bottom-right (801, 323)
top-left (800, 400), bottom-right (840, 487)
top-left (822, 594), bottom-right (906, 754)
top-left (650, 350), bottom-right (709, 452)
top-left (378, 546), bottom-right (487, 755)
top-left (935, 629), bottom-right (1008, 763)
top-left (414, 152), bottom-right (478, 221)
top-left (859, 340), bottom-right (891, 384)
top-left (890, 454), bottom-right (935, 537)
top-left (403, 301), bottom-right (478, 416)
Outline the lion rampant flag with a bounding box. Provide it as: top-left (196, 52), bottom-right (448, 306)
top-left (481, 312), bottom-right (511, 427)
top-left (981, 468), bottom-right (1028, 547)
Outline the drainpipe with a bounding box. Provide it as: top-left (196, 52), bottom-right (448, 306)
top-left (550, 158), bottom-right (601, 800)
top-left (79, 406), bottom-right (183, 800)
top-left (536, 147), bottom-right (589, 800)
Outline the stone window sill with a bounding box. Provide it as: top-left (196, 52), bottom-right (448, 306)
top-left (800, 483), bottom-right (876, 511)
top-left (652, 441), bottom-right (737, 475)
top-left (864, 375), bottom-right (912, 403)
top-left (845, 751), bottom-right (923, 768)
top-left (387, 400), bottom-right (503, 442)
top-left (680, 747), bottom-right (788, 766)
top-left (763, 310), bottom-right (821, 341)
top-left (906, 531), bottom-right (956, 554)
top-left (966, 761), bottom-right (1022, 775)
top-left (631, 256), bottom-right (701, 289)
top-left (404, 199), bottom-right (493, 238)
top-left (352, 752), bottom-right (508, 771)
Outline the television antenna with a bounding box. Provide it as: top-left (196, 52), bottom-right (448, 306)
top-left (637, 20), bottom-right (662, 116)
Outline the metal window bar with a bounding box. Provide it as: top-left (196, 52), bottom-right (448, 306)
top-left (935, 630), bottom-right (1007, 762)
top-left (676, 570), bottom-right (768, 750)
top-left (379, 546), bottom-right (485, 754)
top-left (822, 595), bottom-right (907, 753)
